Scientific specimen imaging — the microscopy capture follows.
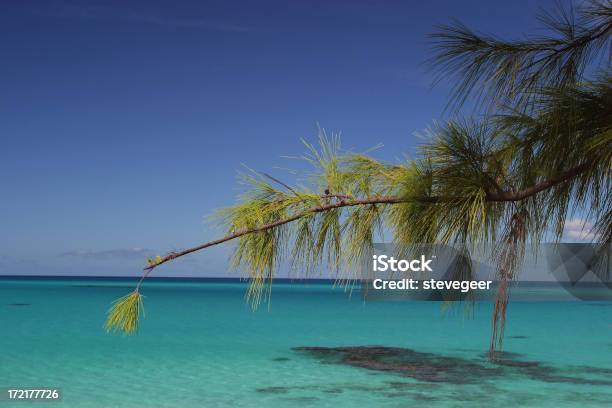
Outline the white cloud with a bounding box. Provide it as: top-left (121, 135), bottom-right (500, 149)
top-left (563, 218), bottom-right (599, 242)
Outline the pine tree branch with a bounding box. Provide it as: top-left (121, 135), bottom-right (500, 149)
top-left (485, 161), bottom-right (592, 201)
top-left (143, 162), bottom-right (591, 273)
top-left (522, 20), bottom-right (612, 71)
top-left (143, 195), bottom-right (410, 273)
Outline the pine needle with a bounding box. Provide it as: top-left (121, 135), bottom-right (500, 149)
top-left (105, 291), bottom-right (145, 335)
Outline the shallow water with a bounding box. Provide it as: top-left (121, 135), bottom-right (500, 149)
top-left (1, 278), bottom-right (611, 407)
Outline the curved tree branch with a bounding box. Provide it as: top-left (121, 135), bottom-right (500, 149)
top-left (484, 161), bottom-right (592, 201)
top-left (142, 162), bottom-right (591, 275)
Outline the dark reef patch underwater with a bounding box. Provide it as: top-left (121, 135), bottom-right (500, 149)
top-left (292, 346), bottom-right (612, 386)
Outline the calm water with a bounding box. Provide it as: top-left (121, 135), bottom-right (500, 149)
top-left (1, 278), bottom-right (611, 407)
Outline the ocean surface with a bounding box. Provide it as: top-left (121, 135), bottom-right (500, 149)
top-left (1, 277), bottom-right (611, 407)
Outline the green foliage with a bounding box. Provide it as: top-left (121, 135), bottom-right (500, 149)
top-left (107, 1), bottom-right (610, 351)
top-left (429, 0), bottom-right (611, 110)
top-left (204, 70), bottom-right (611, 307)
top-left (218, 79), bottom-right (610, 305)
top-left (105, 291), bottom-right (144, 335)
top-left (146, 255), bottom-right (162, 268)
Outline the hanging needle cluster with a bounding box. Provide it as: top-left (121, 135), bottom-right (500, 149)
top-left (104, 291), bottom-right (145, 335)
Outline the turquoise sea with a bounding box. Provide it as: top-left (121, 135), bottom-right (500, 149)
top-left (1, 277), bottom-right (611, 407)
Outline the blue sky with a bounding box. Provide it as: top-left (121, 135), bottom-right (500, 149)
top-left (1, 0), bottom-right (588, 277)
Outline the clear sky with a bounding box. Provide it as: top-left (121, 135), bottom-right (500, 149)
top-left (2, 0), bottom-right (585, 277)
